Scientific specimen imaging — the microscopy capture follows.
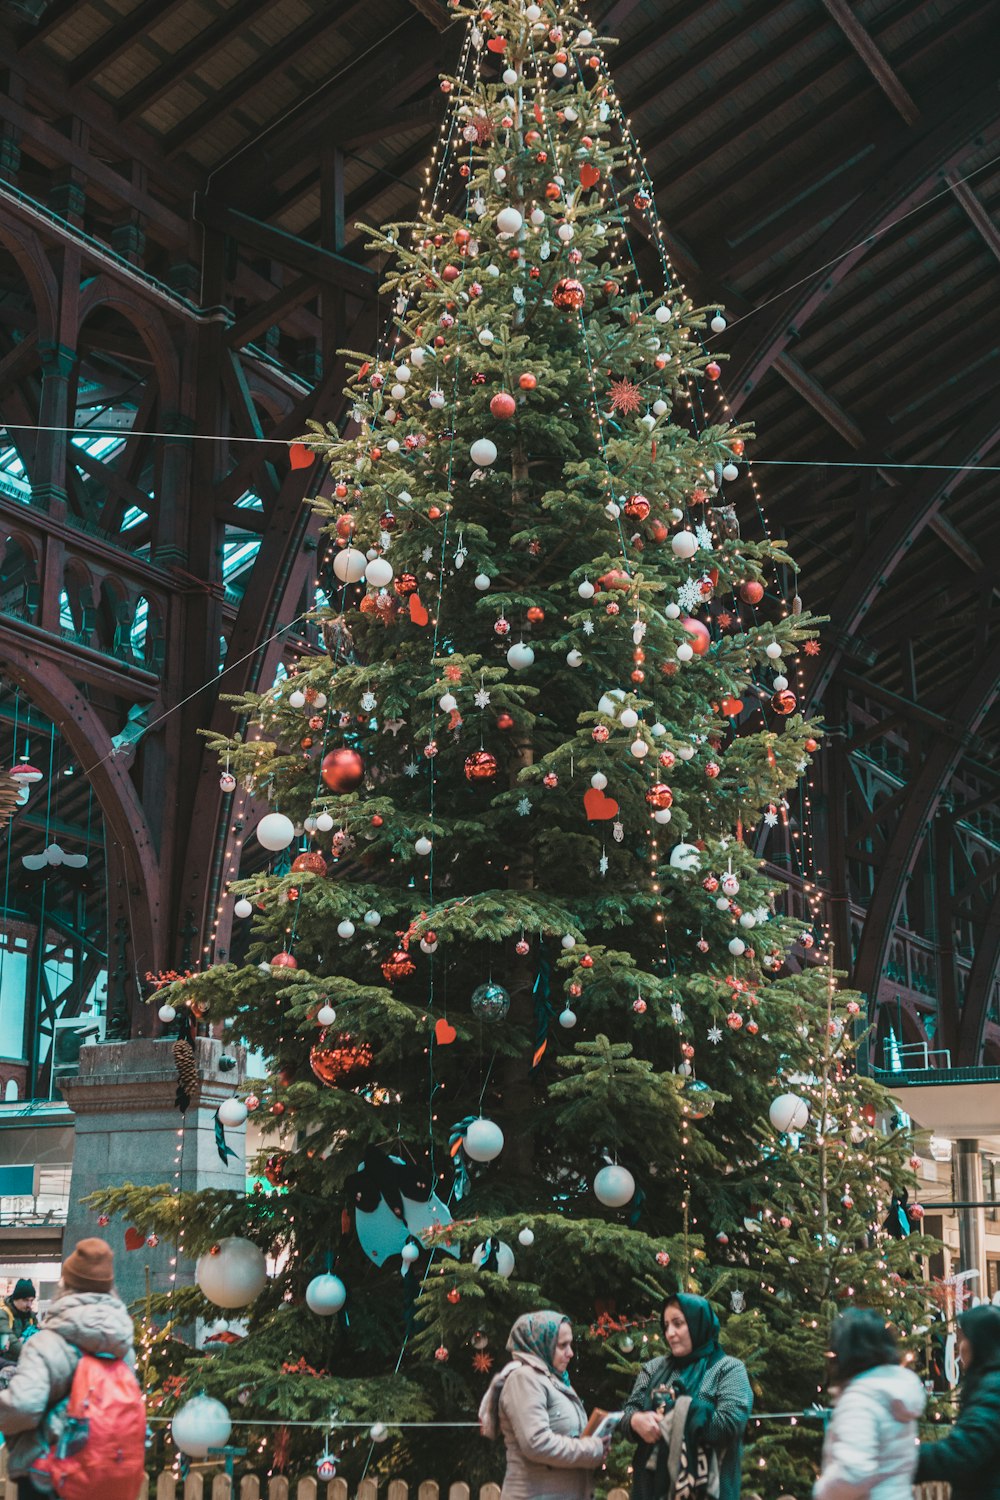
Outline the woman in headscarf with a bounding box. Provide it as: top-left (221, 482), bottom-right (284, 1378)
top-left (915, 1302), bottom-right (1000, 1500)
top-left (479, 1310), bottom-right (608, 1500)
top-left (618, 1292), bottom-right (753, 1500)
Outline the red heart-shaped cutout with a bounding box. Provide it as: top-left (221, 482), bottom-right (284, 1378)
top-left (124, 1226), bottom-right (145, 1251)
top-left (289, 442), bottom-right (312, 470)
top-left (486, 36), bottom-right (506, 53)
top-left (580, 163), bottom-right (600, 190)
top-left (435, 1017), bottom-right (457, 1045)
top-left (409, 594), bottom-right (429, 626)
top-left (584, 787), bottom-right (619, 821)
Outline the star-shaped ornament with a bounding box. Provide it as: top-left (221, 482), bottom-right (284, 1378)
top-left (763, 809), bottom-right (779, 827)
top-left (421, 546), bottom-right (434, 563)
top-left (582, 619), bottom-right (595, 635)
top-left (598, 851), bottom-right (609, 876)
top-left (516, 796), bottom-right (532, 816)
top-left (708, 1026), bottom-right (723, 1045)
top-left (695, 523), bottom-right (714, 550)
top-left (404, 761), bottom-right (421, 778)
top-left (608, 378), bottom-right (642, 415)
top-left (474, 688), bottom-right (491, 708)
top-left (803, 639), bottom-right (820, 655)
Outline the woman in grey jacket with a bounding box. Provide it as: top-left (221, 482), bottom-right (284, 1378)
top-left (813, 1309), bottom-right (925, 1500)
top-left (619, 1293), bottom-right (753, 1500)
top-left (0, 1238), bottom-right (135, 1500)
top-left (479, 1310), bottom-right (607, 1500)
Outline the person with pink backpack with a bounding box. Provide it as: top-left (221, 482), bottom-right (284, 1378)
top-left (0, 1237), bottom-right (145, 1500)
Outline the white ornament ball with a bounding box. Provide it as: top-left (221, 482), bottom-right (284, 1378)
top-left (158, 1004), bottom-right (176, 1023)
top-left (773, 674), bottom-right (788, 691)
top-left (676, 744), bottom-right (696, 761)
top-left (530, 207), bottom-right (546, 226)
top-left (316, 812), bottom-right (334, 832)
top-left (594, 1164), bottom-right (636, 1208)
top-left (333, 547), bottom-right (367, 584)
top-left (557, 221), bottom-right (574, 241)
top-left (630, 737), bottom-right (649, 759)
top-left (518, 1226), bottom-right (535, 1247)
top-left (195, 1237), bottom-right (267, 1309)
top-left (769, 1092), bottom-right (809, 1133)
top-left (552, 60), bottom-right (567, 77)
top-left (507, 641), bottom-right (535, 670)
top-left (578, 579), bottom-right (595, 599)
top-left (665, 602), bottom-right (681, 620)
top-left (641, 413), bottom-right (656, 432)
top-left (739, 913), bottom-right (756, 929)
top-left (365, 557), bottom-right (394, 588)
top-left (414, 836), bottom-right (432, 856)
top-left (558, 1007), bottom-right (577, 1028)
top-left (676, 642), bottom-right (694, 662)
top-left (711, 314), bottom-right (727, 333)
top-left (470, 438), bottom-right (498, 467)
top-left (288, 689), bottom-right (306, 709)
top-left (317, 1004), bottom-right (337, 1027)
top-left (728, 937), bottom-right (746, 956)
top-left (655, 305), bottom-right (672, 323)
top-left (496, 207), bottom-right (523, 236)
top-left (716, 896), bottom-right (731, 912)
top-left (561, 934), bottom-right (576, 950)
top-left (172, 1395), bottom-right (232, 1459)
top-left (472, 1240), bottom-right (515, 1278)
top-left (305, 1273), bottom-right (347, 1315)
top-left (619, 707), bottom-right (639, 729)
top-left (671, 530), bottom-right (698, 559)
top-left (400, 1242), bottom-right (420, 1264)
top-left (591, 772), bottom-right (608, 790)
top-left (577, 27), bottom-right (593, 44)
top-left (394, 363), bottom-right (411, 384)
top-left (439, 692), bottom-right (458, 713)
top-left (474, 573), bottom-right (491, 591)
top-left (363, 909), bottom-right (382, 927)
top-left (370, 1422), bottom-right (389, 1443)
top-left (669, 843), bottom-right (702, 872)
top-left (217, 1097), bottom-right (248, 1128)
top-left (722, 463), bottom-right (739, 482)
top-left (567, 649), bottom-right (583, 667)
top-left (337, 919), bottom-right (356, 940)
top-left (429, 389), bottom-right (445, 409)
top-left (765, 641), bottom-right (783, 660)
top-left (721, 874), bottom-right (740, 896)
top-left (478, 328), bottom-right (495, 346)
top-left (653, 808), bottom-right (672, 824)
top-left (502, 67), bottom-right (519, 85)
top-left (255, 812), bottom-right (295, 852)
top-left (525, 3), bottom-right (541, 18)
top-left (464, 1117), bottom-right (505, 1163)
top-left (653, 399), bottom-right (668, 416)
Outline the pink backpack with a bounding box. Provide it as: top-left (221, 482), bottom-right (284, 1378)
top-left (30, 1351), bottom-right (146, 1500)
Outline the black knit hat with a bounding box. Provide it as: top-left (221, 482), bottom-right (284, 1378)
top-left (11, 1279), bottom-right (35, 1300)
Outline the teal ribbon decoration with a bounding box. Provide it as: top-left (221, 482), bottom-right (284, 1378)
top-left (531, 945), bottom-right (553, 1070)
top-left (214, 1111), bottom-right (238, 1166)
top-left (448, 1116), bottom-right (477, 1201)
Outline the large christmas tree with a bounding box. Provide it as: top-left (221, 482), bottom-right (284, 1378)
top-left (100, 4), bottom-right (935, 1494)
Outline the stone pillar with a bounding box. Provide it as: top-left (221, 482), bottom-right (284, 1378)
top-left (60, 1037), bottom-right (246, 1308)
top-left (955, 1138), bottom-right (986, 1291)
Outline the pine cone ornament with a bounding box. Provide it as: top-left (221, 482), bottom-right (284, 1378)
top-left (173, 1038), bottom-right (198, 1112)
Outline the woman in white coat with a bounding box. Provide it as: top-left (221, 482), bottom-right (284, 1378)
top-left (814, 1309), bottom-right (925, 1500)
top-left (479, 1310), bottom-right (607, 1500)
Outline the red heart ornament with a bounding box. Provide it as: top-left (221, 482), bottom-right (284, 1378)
top-left (409, 594), bottom-right (429, 626)
top-left (124, 1226), bottom-right (145, 1251)
top-left (435, 1017), bottom-right (457, 1045)
top-left (584, 787), bottom-right (619, 821)
top-left (580, 163), bottom-right (600, 190)
top-left (486, 36), bottom-right (506, 52)
top-left (289, 442), bottom-right (312, 470)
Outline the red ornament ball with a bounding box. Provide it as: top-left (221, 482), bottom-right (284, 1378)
top-left (291, 851), bottom-right (328, 876)
top-left (624, 493), bottom-right (650, 520)
top-left (381, 948), bottom-right (417, 982)
top-left (490, 391), bottom-right (517, 420)
top-left (553, 277), bottom-right (586, 310)
top-left (515, 939), bottom-right (530, 956)
top-left (633, 997), bottom-right (647, 1014)
top-left (705, 761), bottom-right (721, 779)
top-left (518, 372), bottom-right (537, 390)
top-left (658, 749), bottom-right (676, 770)
top-left (270, 952), bottom-right (297, 969)
top-left (727, 1011), bottom-right (743, 1029)
top-left (682, 617), bottom-right (711, 655)
top-left (497, 711), bottom-right (515, 730)
top-left (321, 747), bottom-right (365, 792)
top-left (310, 1032), bottom-right (374, 1087)
top-left (464, 750), bottom-right (499, 783)
top-left (446, 1287), bottom-right (461, 1304)
top-left (771, 689), bottom-right (797, 715)
top-left (592, 725), bottom-right (610, 743)
top-left (705, 362), bottom-right (721, 380)
top-left (645, 783), bottom-right (673, 810)
top-left (739, 580), bottom-right (764, 605)
top-left (804, 736), bottom-right (819, 752)
top-left (394, 572), bottom-right (418, 596)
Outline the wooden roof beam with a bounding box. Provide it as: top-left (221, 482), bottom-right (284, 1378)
top-left (773, 351), bottom-right (866, 448)
top-left (194, 196), bottom-right (376, 300)
top-left (116, 0), bottom-right (287, 125)
top-left (406, 0), bottom-right (452, 29)
top-left (819, 0), bottom-right (920, 126)
top-left (947, 173), bottom-right (1000, 266)
top-left (68, 0), bottom-right (191, 86)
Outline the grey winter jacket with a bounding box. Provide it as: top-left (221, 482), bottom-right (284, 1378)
top-left (495, 1354), bottom-right (606, 1500)
top-left (0, 1289), bottom-right (135, 1476)
top-left (813, 1363), bottom-right (926, 1500)
top-left (619, 1352), bottom-right (753, 1500)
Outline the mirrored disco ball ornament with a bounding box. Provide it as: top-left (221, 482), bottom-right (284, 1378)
top-left (471, 981), bottom-right (510, 1022)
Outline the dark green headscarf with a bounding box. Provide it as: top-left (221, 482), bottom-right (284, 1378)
top-left (507, 1309), bottom-right (572, 1386)
top-left (959, 1304), bottom-right (1000, 1400)
top-left (661, 1293), bottom-right (724, 1396)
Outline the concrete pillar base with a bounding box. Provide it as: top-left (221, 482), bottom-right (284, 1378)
top-left (59, 1037), bottom-right (247, 1307)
